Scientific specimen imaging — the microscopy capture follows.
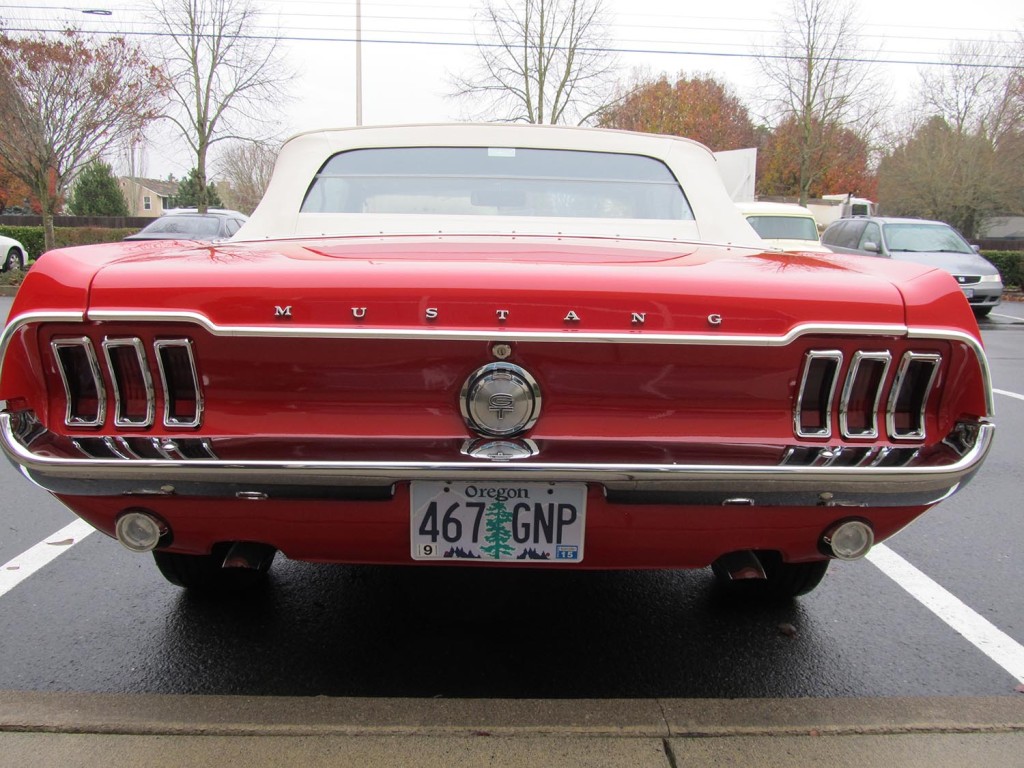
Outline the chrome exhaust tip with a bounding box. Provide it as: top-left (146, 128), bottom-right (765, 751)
top-left (221, 541), bottom-right (277, 570)
top-left (712, 550), bottom-right (767, 581)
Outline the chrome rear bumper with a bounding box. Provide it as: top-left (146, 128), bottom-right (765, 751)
top-left (1, 413), bottom-right (994, 508)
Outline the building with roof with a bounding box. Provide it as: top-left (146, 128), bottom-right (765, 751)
top-left (119, 177), bottom-right (180, 218)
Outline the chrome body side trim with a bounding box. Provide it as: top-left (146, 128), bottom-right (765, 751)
top-left (0, 413), bottom-right (995, 509)
top-left (86, 310), bottom-right (911, 348)
top-left (2, 310), bottom-right (994, 417)
top-left (79, 311), bottom-right (996, 416)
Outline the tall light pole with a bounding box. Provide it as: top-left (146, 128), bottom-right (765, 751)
top-left (355, 0), bottom-right (363, 126)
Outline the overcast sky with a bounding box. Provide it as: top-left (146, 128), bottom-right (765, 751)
top-left (3, 0), bottom-right (1022, 178)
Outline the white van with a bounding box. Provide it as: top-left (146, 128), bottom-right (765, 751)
top-left (737, 202), bottom-right (831, 253)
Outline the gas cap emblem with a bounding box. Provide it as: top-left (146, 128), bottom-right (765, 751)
top-left (460, 363), bottom-right (541, 437)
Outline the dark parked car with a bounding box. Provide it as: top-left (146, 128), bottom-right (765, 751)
top-left (820, 217), bottom-right (1002, 317)
top-left (124, 210), bottom-right (248, 242)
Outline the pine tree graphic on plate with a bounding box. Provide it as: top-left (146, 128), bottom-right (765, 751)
top-left (480, 500), bottom-right (516, 560)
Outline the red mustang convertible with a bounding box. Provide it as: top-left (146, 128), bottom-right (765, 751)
top-left (0, 125), bottom-right (994, 598)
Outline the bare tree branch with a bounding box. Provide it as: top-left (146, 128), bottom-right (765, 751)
top-left (449, 0), bottom-right (618, 125)
top-left (153, 0), bottom-right (293, 212)
top-left (918, 38), bottom-right (1024, 144)
top-left (216, 138), bottom-right (279, 215)
top-left (756, 0), bottom-right (886, 204)
top-left (879, 36), bottom-right (1024, 237)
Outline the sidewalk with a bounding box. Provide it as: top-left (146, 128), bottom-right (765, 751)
top-left (1, 692), bottom-right (1022, 767)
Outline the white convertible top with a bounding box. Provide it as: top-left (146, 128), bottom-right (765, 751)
top-left (238, 123), bottom-right (762, 246)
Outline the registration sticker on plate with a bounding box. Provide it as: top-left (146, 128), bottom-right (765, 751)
top-left (410, 481), bottom-right (586, 563)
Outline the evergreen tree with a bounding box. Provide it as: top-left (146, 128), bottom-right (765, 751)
top-left (481, 501), bottom-right (516, 560)
top-left (68, 160), bottom-right (129, 216)
top-left (172, 167), bottom-right (223, 209)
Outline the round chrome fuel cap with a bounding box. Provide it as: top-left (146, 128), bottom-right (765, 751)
top-left (460, 363), bottom-right (541, 437)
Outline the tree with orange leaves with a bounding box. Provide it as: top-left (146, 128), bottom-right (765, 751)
top-left (599, 72), bottom-right (758, 152)
top-left (757, 115), bottom-right (876, 201)
top-left (0, 164), bottom-right (32, 214)
top-left (0, 31), bottom-right (168, 251)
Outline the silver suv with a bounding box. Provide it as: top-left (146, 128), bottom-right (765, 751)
top-left (820, 216), bottom-right (1002, 317)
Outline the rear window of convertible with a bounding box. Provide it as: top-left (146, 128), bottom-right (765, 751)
top-left (300, 147), bottom-right (694, 221)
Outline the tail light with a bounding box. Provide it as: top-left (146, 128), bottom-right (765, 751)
top-left (797, 349), bottom-right (942, 442)
top-left (52, 336), bottom-right (202, 430)
top-left (51, 338), bottom-right (106, 427)
top-left (840, 352), bottom-right (891, 439)
top-left (794, 351), bottom-right (842, 438)
top-left (103, 338), bottom-right (155, 427)
top-left (887, 352), bottom-right (941, 440)
top-left (155, 340), bottom-right (203, 428)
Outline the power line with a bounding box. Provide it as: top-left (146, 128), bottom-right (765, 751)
top-left (3, 23), bottom-right (1021, 70)
top-left (3, 2), bottom-right (1020, 48)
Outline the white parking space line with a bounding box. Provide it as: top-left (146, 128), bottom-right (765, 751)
top-left (989, 312), bottom-right (1024, 321)
top-left (867, 544), bottom-right (1024, 684)
top-left (0, 519), bottom-right (95, 598)
top-left (994, 388), bottom-right (1024, 402)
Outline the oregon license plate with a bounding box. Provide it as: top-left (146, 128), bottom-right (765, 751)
top-left (410, 481), bottom-right (586, 563)
top-left (961, 287), bottom-right (974, 299)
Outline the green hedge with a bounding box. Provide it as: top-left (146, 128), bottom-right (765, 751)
top-left (0, 226), bottom-right (45, 261)
top-left (982, 251), bottom-right (1024, 290)
top-left (54, 226), bottom-right (139, 251)
top-left (0, 225), bottom-right (139, 262)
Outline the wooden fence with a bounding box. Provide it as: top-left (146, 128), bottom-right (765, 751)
top-left (973, 239), bottom-right (1024, 251)
top-left (0, 215), bottom-right (154, 229)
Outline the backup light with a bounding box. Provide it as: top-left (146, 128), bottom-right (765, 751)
top-left (115, 510), bottom-right (167, 552)
top-left (821, 519), bottom-right (874, 560)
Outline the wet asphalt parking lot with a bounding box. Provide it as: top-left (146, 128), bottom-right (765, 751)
top-left (1, 295), bottom-right (1022, 702)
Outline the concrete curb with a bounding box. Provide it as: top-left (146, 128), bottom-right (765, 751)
top-left (1, 692), bottom-right (1022, 738)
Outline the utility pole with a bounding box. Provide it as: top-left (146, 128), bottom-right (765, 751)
top-left (355, 0), bottom-right (363, 126)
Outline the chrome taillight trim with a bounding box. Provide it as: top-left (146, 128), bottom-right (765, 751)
top-left (887, 352), bottom-right (941, 441)
top-left (71, 436), bottom-right (219, 461)
top-left (154, 339), bottom-right (203, 429)
top-left (794, 350), bottom-right (843, 439)
top-left (797, 348), bottom-right (945, 443)
top-left (839, 351), bottom-right (892, 440)
top-left (102, 337), bottom-right (155, 428)
top-left (49, 332), bottom-right (203, 432)
top-left (51, 337), bottom-right (107, 428)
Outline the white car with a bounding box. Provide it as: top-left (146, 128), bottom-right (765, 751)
top-left (0, 234), bottom-right (28, 272)
top-left (738, 201), bottom-right (831, 253)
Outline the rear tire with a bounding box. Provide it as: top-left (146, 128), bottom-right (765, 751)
top-left (153, 543), bottom-right (275, 591)
top-left (713, 552), bottom-right (829, 600)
